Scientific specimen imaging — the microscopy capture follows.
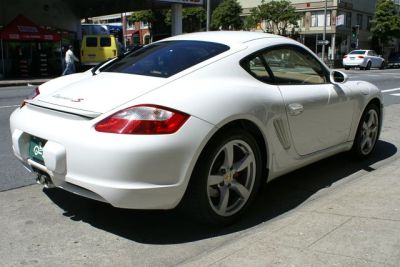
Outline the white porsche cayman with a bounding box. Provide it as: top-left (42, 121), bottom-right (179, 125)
top-left (10, 31), bottom-right (383, 224)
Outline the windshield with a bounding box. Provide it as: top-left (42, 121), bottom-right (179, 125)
top-left (102, 40), bottom-right (230, 78)
top-left (349, 50), bottom-right (366, 55)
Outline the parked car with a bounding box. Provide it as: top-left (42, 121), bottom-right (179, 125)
top-left (387, 52), bottom-right (400, 68)
top-left (10, 31), bottom-right (383, 224)
top-left (343, 50), bottom-right (385, 70)
top-left (80, 34), bottom-right (120, 66)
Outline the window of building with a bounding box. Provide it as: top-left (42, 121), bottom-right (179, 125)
top-left (357, 14), bottom-right (363, 29)
top-left (346, 12), bottom-right (352, 28)
top-left (127, 20), bottom-right (135, 30)
top-left (140, 21), bottom-right (149, 29)
top-left (297, 13), bottom-right (305, 28)
top-left (311, 11), bottom-right (331, 27)
top-left (367, 16), bottom-right (372, 31)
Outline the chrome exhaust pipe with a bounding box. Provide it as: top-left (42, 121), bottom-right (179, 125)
top-left (36, 173), bottom-right (55, 189)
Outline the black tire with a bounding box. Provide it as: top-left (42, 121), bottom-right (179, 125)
top-left (380, 62), bottom-right (385, 70)
top-left (366, 61), bottom-right (372, 70)
top-left (344, 66), bottom-right (350, 70)
top-left (360, 66), bottom-right (365, 70)
top-left (183, 128), bottom-right (263, 225)
top-left (352, 103), bottom-right (380, 158)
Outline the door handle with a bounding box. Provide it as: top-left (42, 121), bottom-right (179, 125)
top-left (288, 103), bottom-right (304, 116)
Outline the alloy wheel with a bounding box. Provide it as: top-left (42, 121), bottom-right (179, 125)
top-left (360, 109), bottom-right (379, 155)
top-left (206, 139), bottom-right (256, 217)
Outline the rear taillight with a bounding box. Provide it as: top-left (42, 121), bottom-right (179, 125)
top-left (95, 105), bottom-right (190, 134)
top-left (20, 87), bottom-right (40, 108)
top-left (358, 56), bottom-right (364, 59)
top-left (113, 49), bottom-right (116, 56)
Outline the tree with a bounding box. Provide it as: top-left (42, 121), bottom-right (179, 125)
top-left (249, 0), bottom-right (300, 36)
top-left (211, 0), bottom-right (243, 30)
top-left (165, 7), bottom-right (206, 32)
top-left (130, 10), bottom-right (156, 42)
top-left (371, 0), bottom-right (400, 54)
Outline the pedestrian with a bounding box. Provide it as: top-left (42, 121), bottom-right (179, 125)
top-left (62, 45), bottom-right (79, 75)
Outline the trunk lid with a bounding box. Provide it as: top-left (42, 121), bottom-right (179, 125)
top-left (32, 72), bottom-right (167, 116)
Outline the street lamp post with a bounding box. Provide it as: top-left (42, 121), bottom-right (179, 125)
top-left (322, 0), bottom-right (327, 63)
top-left (206, 0), bottom-right (210, 31)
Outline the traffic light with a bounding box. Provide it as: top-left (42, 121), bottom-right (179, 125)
top-left (351, 26), bottom-right (357, 38)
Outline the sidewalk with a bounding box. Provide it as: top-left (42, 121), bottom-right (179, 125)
top-left (0, 78), bottom-right (52, 87)
top-left (181, 158), bottom-right (400, 266)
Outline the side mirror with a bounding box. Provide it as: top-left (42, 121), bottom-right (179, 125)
top-left (330, 70), bottom-right (348, 84)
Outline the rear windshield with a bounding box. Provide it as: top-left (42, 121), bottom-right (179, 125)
top-left (102, 40), bottom-right (230, 78)
top-left (86, 37), bottom-right (97, 47)
top-left (349, 50), bottom-right (366, 55)
top-left (100, 37), bottom-right (111, 47)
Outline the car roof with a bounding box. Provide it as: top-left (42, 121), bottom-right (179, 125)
top-left (162, 31), bottom-right (282, 46)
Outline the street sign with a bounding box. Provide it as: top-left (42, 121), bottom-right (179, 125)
top-left (317, 40), bottom-right (330, 45)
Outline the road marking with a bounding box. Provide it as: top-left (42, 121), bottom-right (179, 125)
top-left (391, 93), bottom-right (400, 96)
top-left (0, 104), bottom-right (19, 109)
top-left (381, 88), bottom-right (400, 93)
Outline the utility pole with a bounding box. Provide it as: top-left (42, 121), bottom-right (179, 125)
top-left (206, 0), bottom-right (211, 31)
top-left (322, 0), bottom-right (327, 63)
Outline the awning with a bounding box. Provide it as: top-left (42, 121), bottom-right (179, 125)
top-left (0, 14), bottom-right (60, 42)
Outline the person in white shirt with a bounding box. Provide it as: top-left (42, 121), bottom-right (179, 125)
top-left (62, 45), bottom-right (79, 75)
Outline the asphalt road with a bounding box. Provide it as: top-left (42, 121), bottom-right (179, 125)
top-left (0, 69), bottom-right (399, 192)
top-left (0, 86), bottom-right (36, 191)
top-left (344, 68), bottom-right (400, 106)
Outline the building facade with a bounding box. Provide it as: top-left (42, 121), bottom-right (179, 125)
top-left (240, 0), bottom-right (378, 64)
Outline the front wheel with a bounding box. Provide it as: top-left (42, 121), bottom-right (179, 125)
top-left (352, 104), bottom-right (380, 158)
top-left (365, 61), bottom-right (372, 70)
top-left (184, 128), bottom-right (262, 225)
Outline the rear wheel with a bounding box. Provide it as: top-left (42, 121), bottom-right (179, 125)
top-left (352, 104), bottom-right (380, 158)
top-left (366, 61), bottom-right (372, 70)
top-left (185, 128), bottom-right (262, 225)
top-left (344, 66), bottom-right (350, 70)
top-left (360, 66), bottom-right (365, 70)
top-left (380, 62), bottom-right (385, 70)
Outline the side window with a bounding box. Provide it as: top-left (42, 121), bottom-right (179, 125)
top-left (243, 55), bottom-right (271, 82)
top-left (262, 47), bottom-right (327, 85)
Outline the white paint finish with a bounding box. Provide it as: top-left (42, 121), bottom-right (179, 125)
top-left (279, 83), bottom-right (355, 156)
top-left (43, 141), bottom-right (66, 174)
top-left (9, 31), bottom-right (382, 211)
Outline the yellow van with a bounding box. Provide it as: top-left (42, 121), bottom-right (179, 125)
top-left (80, 35), bottom-right (120, 66)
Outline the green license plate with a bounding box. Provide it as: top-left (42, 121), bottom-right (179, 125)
top-left (29, 136), bottom-right (47, 164)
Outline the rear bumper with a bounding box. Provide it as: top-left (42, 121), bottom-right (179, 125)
top-left (343, 58), bottom-right (366, 67)
top-left (10, 104), bottom-right (214, 209)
